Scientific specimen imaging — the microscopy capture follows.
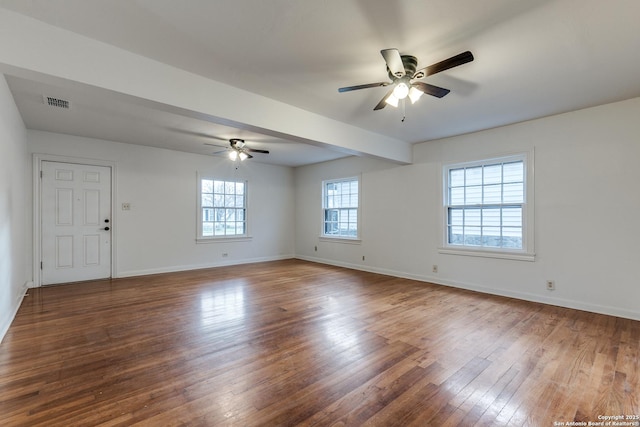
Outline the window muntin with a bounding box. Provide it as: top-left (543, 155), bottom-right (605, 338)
top-left (445, 157), bottom-right (526, 251)
top-left (322, 177), bottom-right (359, 239)
top-left (199, 178), bottom-right (247, 238)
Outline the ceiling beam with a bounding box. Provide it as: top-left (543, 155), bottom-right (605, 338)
top-left (0, 8), bottom-right (411, 164)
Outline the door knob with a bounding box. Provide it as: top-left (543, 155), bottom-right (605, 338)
top-left (103, 227), bottom-right (110, 231)
top-left (104, 219), bottom-right (110, 223)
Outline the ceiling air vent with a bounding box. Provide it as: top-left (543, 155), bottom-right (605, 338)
top-left (43, 95), bottom-right (71, 109)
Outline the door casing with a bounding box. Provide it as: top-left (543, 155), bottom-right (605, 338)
top-left (33, 153), bottom-right (117, 287)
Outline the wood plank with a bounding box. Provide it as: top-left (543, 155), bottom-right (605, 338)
top-left (0, 259), bottom-right (638, 426)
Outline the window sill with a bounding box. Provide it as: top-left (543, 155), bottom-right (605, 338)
top-left (197, 236), bottom-right (253, 244)
top-left (319, 236), bottom-right (361, 245)
top-left (438, 247), bottom-right (535, 262)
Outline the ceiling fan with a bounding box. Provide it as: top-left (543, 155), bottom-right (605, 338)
top-left (338, 49), bottom-right (474, 110)
top-left (205, 138), bottom-right (269, 161)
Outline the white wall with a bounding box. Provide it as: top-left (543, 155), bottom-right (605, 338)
top-left (0, 75), bottom-right (29, 341)
top-left (29, 131), bottom-right (295, 278)
top-left (295, 97), bottom-right (640, 321)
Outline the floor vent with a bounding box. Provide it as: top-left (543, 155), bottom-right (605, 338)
top-left (43, 96), bottom-right (71, 109)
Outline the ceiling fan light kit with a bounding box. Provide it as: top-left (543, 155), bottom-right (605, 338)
top-left (205, 137), bottom-right (270, 161)
top-left (392, 81), bottom-right (410, 99)
top-left (338, 48), bottom-right (474, 112)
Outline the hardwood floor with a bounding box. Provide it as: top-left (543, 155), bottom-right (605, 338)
top-left (1, 259), bottom-right (638, 426)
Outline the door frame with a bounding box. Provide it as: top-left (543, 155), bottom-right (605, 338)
top-left (33, 153), bottom-right (118, 287)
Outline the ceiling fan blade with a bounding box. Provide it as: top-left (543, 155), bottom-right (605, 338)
top-left (373, 88), bottom-right (395, 110)
top-left (211, 149), bottom-right (228, 155)
top-left (204, 142), bottom-right (228, 149)
top-left (338, 82), bottom-right (390, 93)
top-left (413, 82), bottom-right (450, 98)
top-left (246, 148), bottom-right (269, 154)
top-left (168, 128), bottom-right (231, 141)
top-left (413, 51), bottom-right (474, 79)
top-left (381, 48), bottom-right (405, 77)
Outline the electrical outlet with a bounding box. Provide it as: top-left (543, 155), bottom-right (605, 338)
top-left (362, 255), bottom-right (365, 261)
top-left (546, 280), bottom-right (555, 290)
top-left (432, 265), bottom-right (438, 273)
top-left (222, 253), bottom-right (229, 258)
top-left (122, 202), bottom-right (131, 210)
top-left (314, 245), bottom-right (317, 252)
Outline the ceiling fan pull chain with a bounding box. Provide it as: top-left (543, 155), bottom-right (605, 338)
top-left (401, 98), bottom-right (406, 122)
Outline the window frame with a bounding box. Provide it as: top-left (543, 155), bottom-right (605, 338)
top-left (197, 174), bottom-right (250, 243)
top-left (321, 176), bottom-right (361, 241)
top-left (440, 152), bottom-right (535, 261)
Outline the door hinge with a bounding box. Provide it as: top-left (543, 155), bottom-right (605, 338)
top-left (40, 262), bottom-right (43, 269)
top-left (40, 170), bottom-right (43, 179)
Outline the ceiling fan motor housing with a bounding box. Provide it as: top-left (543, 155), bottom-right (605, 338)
top-left (230, 138), bottom-right (245, 149)
top-left (388, 55), bottom-right (418, 80)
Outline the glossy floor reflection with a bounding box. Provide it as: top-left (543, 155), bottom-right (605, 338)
top-left (1, 260), bottom-right (638, 426)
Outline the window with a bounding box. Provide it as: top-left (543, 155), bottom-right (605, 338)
top-left (443, 153), bottom-right (534, 260)
top-left (198, 177), bottom-right (247, 239)
top-left (322, 177), bottom-right (359, 239)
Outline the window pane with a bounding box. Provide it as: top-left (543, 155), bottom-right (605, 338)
top-left (449, 225), bottom-right (463, 245)
top-left (214, 223), bottom-right (225, 236)
top-left (201, 193), bottom-right (213, 207)
top-left (482, 227), bottom-right (502, 247)
top-left (322, 179), bottom-right (359, 238)
top-left (325, 222), bottom-right (336, 235)
top-left (464, 226), bottom-right (481, 246)
top-left (235, 222), bottom-right (245, 235)
top-left (450, 168), bottom-right (465, 187)
top-left (201, 178), bottom-right (248, 237)
top-left (465, 208), bottom-right (481, 226)
top-left (502, 227), bottom-right (522, 248)
top-left (326, 195), bottom-right (335, 209)
top-left (502, 207), bottom-right (522, 227)
top-left (483, 164), bottom-right (502, 185)
top-left (450, 187), bottom-right (464, 205)
top-left (503, 183), bottom-right (523, 203)
top-left (325, 209), bottom-right (338, 221)
top-left (202, 222), bottom-right (214, 237)
top-left (444, 156), bottom-right (527, 251)
top-left (482, 208), bottom-right (501, 227)
top-left (449, 208), bottom-right (463, 226)
top-left (503, 161), bottom-right (523, 183)
top-left (466, 167), bottom-right (482, 186)
top-left (466, 186), bottom-right (482, 204)
top-left (214, 208), bottom-right (225, 221)
top-left (202, 179), bottom-right (213, 193)
top-left (483, 184), bottom-right (501, 204)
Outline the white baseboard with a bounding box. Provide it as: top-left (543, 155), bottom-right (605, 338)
top-left (295, 255), bottom-right (640, 322)
top-left (117, 254), bottom-right (295, 278)
top-left (0, 282), bottom-right (29, 344)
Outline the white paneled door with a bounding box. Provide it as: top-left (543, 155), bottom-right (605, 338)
top-left (41, 161), bottom-right (112, 285)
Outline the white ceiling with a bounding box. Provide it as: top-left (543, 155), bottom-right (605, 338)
top-left (2, 0), bottom-right (640, 167)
